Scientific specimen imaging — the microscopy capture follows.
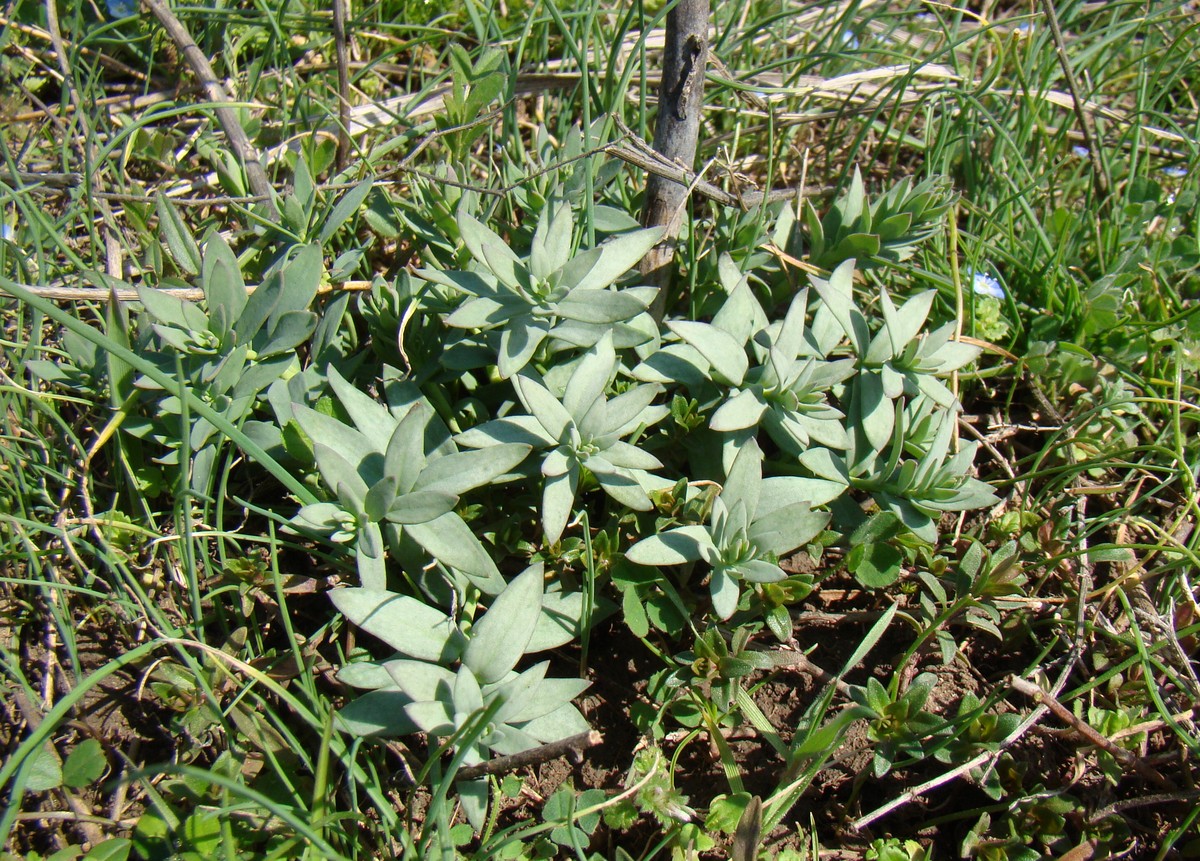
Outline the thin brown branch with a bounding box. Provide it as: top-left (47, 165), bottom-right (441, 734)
top-left (332, 0), bottom-right (352, 171)
top-left (9, 281), bottom-right (372, 302)
top-left (1009, 676), bottom-right (1174, 790)
top-left (140, 0), bottom-right (278, 219)
top-left (457, 731), bottom-right (602, 781)
top-left (1039, 0), bottom-right (1111, 205)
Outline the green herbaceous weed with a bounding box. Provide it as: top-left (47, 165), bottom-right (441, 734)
top-left (1, 0), bottom-right (1199, 858)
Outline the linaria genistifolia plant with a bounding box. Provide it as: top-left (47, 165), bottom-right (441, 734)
top-left (417, 199), bottom-right (663, 378)
top-left (131, 234), bottom-right (322, 492)
top-left (456, 331), bottom-right (669, 544)
top-left (625, 438), bottom-right (834, 620)
top-left (784, 167), bottom-right (955, 271)
top-left (637, 254), bottom-right (855, 464)
top-left (289, 366), bottom-right (528, 591)
top-left (795, 261), bottom-right (997, 540)
top-left (331, 564), bottom-right (590, 828)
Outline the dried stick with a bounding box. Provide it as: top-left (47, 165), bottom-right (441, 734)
top-left (638, 0), bottom-right (711, 322)
top-left (1009, 676), bottom-right (1174, 790)
top-left (140, 0), bottom-right (277, 219)
top-left (1039, 0), bottom-right (1110, 205)
top-left (456, 731), bottom-right (602, 781)
top-left (332, 0), bottom-right (352, 171)
top-left (9, 281), bottom-right (371, 302)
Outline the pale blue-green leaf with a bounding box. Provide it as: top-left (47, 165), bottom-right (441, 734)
top-left (549, 315), bottom-right (656, 351)
top-left (383, 489), bottom-right (458, 524)
top-left (497, 317), bottom-right (551, 379)
top-left (865, 329), bottom-right (895, 366)
top-left (336, 662), bottom-right (394, 689)
top-left (599, 440), bottom-right (662, 471)
top-left (541, 446), bottom-right (573, 478)
top-left (418, 267), bottom-right (498, 299)
top-left (710, 567), bottom-right (740, 620)
top-left (515, 374), bottom-right (573, 441)
top-left (384, 402), bottom-right (430, 493)
top-left (735, 559), bottom-right (787, 583)
top-left (626, 526), bottom-right (714, 566)
top-left (880, 363), bottom-right (906, 399)
top-left (406, 513), bottom-right (507, 594)
top-left (319, 178), bottom-right (373, 244)
top-left (458, 210), bottom-right (522, 282)
top-left (445, 296), bottom-right (514, 329)
top-left (555, 289), bottom-right (649, 324)
top-left (256, 310), bottom-right (316, 358)
top-left (876, 493), bottom-right (937, 543)
top-left (363, 476), bottom-right (398, 522)
top-left (316, 444), bottom-right (370, 504)
top-left (774, 287), bottom-right (810, 361)
top-left (356, 541), bottom-right (387, 590)
top-left (464, 564), bottom-right (545, 684)
top-left (592, 204), bottom-right (641, 233)
top-left (158, 193), bottom-right (202, 277)
top-left (483, 723), bottom-right (541, 756)
top-left (722, 437), bottom-right (762, 519)
top-left (927, 339), bottom-right (982, 373)
top-left (855, 372), bottom-right (894, 453)
top-left (592, 463), bottom-right (654, 510)
top-left (915, 372), bottom-right (958, 408)
top-left (889, 289), bottom-right (935, 350)
top-left (404, 700), bottom-right (456, 736)
top-left (337, 690), bottom-right (418, 737)
top-left (517, 703), bottom-right (591, 743)
top-left (571, 227), bottom-right (664, 292)
top-left (798, 447), bottom-right (851, 484)
top-left (541, 468), bottom-right (578, 545)
top-left (710, 389), bottom-right (769, 432)
top-left (454, 665), bottom-right (485, 713)
top-left (416, 444), bottom-right (530, 495)
top-left (330, 588), bottom-right (464, 661)
top-left (527, 591), bottom-right (586, 652)
top-left (326, 365), bottom-right (396, 453)
top-left (480, 237), bottom-right (528, 292)
top-left (668, 321), bottom-right (748, 385)
top-left (491, 661), bottom-right (550, 724)
top-left (564, 332), bottom-right (615, 419)
top-left (292, 502), bottom-right (348, 532)
top-left (294, 405), bottom-right (375, 471)
top-left (749, 502), bottom-right (830, 556)
top-left (384, 660), bottom-right (456, 700)
top-left (530, 201), bottom-right (573, 280)
top-left (458, 776), bottom-right (489, 832)
top-left (455, 416), bottom-right (554, 449)
top-left (199, 231), bottom-right (244, 323)
top-left (267, 244), bottom-right (322, 330)
top-left (136, 285), bottom-right (208, 331)
top-left (632, 343), bottom-right (711, 390)
top-left (554, 245), bottom-right (603, 292)
top-left (601, 384), bottom-right (665, 437)
top-left (503, 676), bottom-right (591, 724)
top-left (710, 262), bottom-right (768, 345)
top-left (759, 475), bottom-right (845, 512)
top-left (810, 261), bottom-right (869, 353)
